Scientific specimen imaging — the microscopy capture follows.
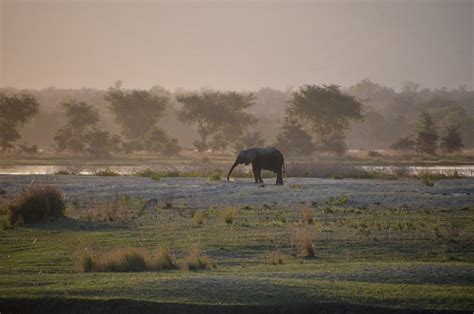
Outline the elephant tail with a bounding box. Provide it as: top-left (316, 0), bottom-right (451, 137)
top-left (282, 162), bottom-right (286, 178)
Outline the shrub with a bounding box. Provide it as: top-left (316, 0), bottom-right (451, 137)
top-left (164, 171), bottom-right (180, 177)
top-left (182, 245), bottom-right (216, 271)
top-left (296, 228), bottom-right (315, 258)
top-left (55, 170), bottom-right (72, 175)
top-left (9, 186), bottom-right (65, 224)
top-left (419, 174), bottom-right (434, 187)
top-left (81, 248), bottom-right (148, 272)
top-left (95, 168), bottom-right (120, 177)
top-left (149, 247), bottom-right (178, 271)
top-left (1, 217), bottom-right (13, 230)
top-left (223, 208), bottom-right (237, 224)
top-left (367, 150), bottom-right (383, 158)
top-left (136, 169), bottom-right (161, 180)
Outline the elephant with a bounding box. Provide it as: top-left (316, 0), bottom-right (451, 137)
top-left (227, 147), bottom-right (285, 185)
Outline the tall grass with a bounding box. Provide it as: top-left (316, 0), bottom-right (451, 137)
top-left (8, 186), bottom-right (65, 224)
top-left (81, 248), bottom-right (147, 272)
top-left (182, 245), bottom-right (216, 271)
top-left (296, 228), bottom-right (315, 258)
top-left (302, 207), bottom-right (314, 224)
top-left (149, 247), bottom-right (178, 271)
top-left (223, 208), bottom-right (237, 224)
top-left (79, 246), bottom-right (212, 272)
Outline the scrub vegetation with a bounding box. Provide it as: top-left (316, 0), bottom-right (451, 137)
top-left (0, 184), bottom-right (473, 311)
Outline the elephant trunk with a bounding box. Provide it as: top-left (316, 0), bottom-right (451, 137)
top-left (227, 160), bottom-right (239, 181)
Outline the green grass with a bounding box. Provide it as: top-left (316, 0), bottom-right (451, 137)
top-left (0, 198), bottom-right (473, 310)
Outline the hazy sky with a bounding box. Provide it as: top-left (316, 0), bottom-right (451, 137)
top-left (1, 0), bottom-right (473, 91)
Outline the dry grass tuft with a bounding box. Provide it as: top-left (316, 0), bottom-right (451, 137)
top-left (192, 211), bottom-right (205, 225)
top-left (182, 245), bottom-right (216, 271)
top-left (268, 251), bottom-right (284, 265)
top-left (149, 247), bottom-right (178, 271)
top-left (223, 208), bottom-right (237, 224)
top-left (296, 228), bottom-right (316, 258)
top-left (302, 207), bottom-right (314, 224)
top-left (80, 248), bottom-right (148, 272)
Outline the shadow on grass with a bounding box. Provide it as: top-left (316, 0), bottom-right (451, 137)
top-left (20, 217), bottom-right (129, 232)
top-left (0, 297), bottom-right (468, 314)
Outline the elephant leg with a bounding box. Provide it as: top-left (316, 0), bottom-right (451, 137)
top-left (276, 170), bottom-right (283, 185)
top-left (252, 164), bottom-right (259, 183)
top-left (258, 169), bottom-right (263, 183)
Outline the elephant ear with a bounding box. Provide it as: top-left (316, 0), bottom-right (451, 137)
top-left (244, 149), bottom-right (257, 165)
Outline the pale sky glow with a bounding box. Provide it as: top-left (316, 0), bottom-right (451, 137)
top-left (1, 0), bottom-right (473, 90)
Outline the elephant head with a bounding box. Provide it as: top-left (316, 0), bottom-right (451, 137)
top-left (227, 149), bottom-right (257, 181)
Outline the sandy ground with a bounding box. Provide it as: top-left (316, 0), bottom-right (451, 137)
top-left (1, 175), bottom-right (473, 209)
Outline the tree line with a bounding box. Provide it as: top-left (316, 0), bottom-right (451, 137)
top-left (0, 80), bottom-right (471, 157)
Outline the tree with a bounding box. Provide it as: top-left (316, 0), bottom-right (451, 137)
top-left (54, 100), bottom-right (100, 153)
top-left (390, 136), bottom-right (416, 152)
top-left (84, 128), bottom-right (122, 158)
top-left (287, 85), bottom-right (363, 155)
top-left (439, 123), bottom-right (463, 153)
top-left (430, 104), bottom-right (474, 148)
top-left (317, 129), bottom-right (347, 156)
top-left (234, 130), bottom-right (266, 152)
top-left (142, 127), bottom-right (182, 156)
top-left (54, 100), bottom-right (120, 157)
top-left (275, 117), bottom-right (316, 156)
top-left (177, 91), bottom-right (256, 152)
top-left (0, 93), bottom-right (39, 152)
top-left (18, 143), bottom-right (39, 155)
top-left (416, 112), bottom-right (438, 155)
top-left (106, 85), bottom-right (180, 155)
top-left (106, 87), bottom-right (168, 139)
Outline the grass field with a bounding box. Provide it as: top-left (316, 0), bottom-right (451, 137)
top-left (1, 179), bottom-right (473, 312)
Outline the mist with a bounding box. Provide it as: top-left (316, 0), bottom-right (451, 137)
top-left (2, 0), bottom-right (472, 90)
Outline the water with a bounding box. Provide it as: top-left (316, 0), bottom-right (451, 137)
top-left (0, 164), bottom-right (473, 177)
top-left (361, 165), bottom-right (474, 177)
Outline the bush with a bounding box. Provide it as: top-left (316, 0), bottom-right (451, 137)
top-left (136, 169), bottom-right (161, 180)
top-left (95, 168), bottom-right (120, 177)
top-left (182, 245), bottom-right (216, 271)
top-left (80, 248), bottom-right (147, 272)
top-left (1, 216), bottom-right (13, 230)
top-left (419, 174), bottom-right (434, 187)
top-left (9, 186), bottom-right (65, 224)
top-left (296, 229), bottom-right (315, 258)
